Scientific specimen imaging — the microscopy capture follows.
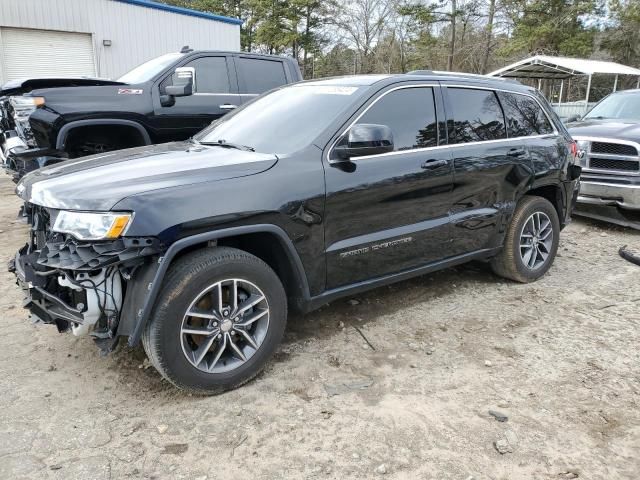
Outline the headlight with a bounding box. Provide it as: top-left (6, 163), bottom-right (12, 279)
top-left (575, 140), bottom-right (589, 165)
top-left (53, 211), bottom-right (132, 240)
top-left (576, 140), bottom-right (589, 151)
top-left (9, 95), bottom-right (45, 109)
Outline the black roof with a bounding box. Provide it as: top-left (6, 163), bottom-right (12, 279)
top-left (183, 50), bottom-right (297, 63)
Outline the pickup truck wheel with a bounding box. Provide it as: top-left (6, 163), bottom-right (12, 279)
top-left (490, 196), bottom-right (560, 283)
top-left (142, 247), bottom-right (287, 394)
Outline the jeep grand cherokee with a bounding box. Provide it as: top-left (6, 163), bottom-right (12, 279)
top-left (11, 73), bottom-right (581, 394)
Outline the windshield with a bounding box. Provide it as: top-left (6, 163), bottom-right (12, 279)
top-left (584, 92), bottom-right (640, 121)
top-left (195, 84), bottom-right (365, 155)
top-left (118, 53), bottom-right (184, 84)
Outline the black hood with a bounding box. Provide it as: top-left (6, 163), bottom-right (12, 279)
top-left (566, 119), bottom-right (640, 143)
top-left (16, 142), bottom-right (278, 211)
top-left (0, 77), bottom-right (125, 96)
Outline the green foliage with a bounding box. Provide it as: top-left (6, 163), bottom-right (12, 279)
top-left (500, 0), bottom-right (602, 57)
top-left (601, 0), bottom-right (640, 67)
top-left (159, 0), bottom-right (640, 80)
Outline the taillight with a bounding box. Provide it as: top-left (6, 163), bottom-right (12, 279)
top-left (570, 141), bottom-right (578, 158)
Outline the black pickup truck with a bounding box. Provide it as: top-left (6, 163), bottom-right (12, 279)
top-left (11, 73), bottom-right (580, 394)
top-left (0, 48), bottom-right (302, 178)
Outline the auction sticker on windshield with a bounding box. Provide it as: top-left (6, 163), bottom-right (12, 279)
top-left (118, 88), bottom-right (143, 95)
top-left (308, 86), bottom-right (359, 95)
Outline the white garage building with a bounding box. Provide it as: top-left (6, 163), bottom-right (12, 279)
top-left (0, 0), bottom-right (241, 84)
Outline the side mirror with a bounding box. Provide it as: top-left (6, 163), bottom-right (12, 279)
top-left (566, 115), bottom-right (581, 123)
top-left (165, 67), bottom-right (195, 97)
top-left (334, 124), bottom-right (394, 160)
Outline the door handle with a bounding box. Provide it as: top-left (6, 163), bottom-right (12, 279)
top-left (507, 148), bottom-right (526, 157)
top-left (219, 104), bottom-right (238, 110)
top-left (421, 159), bottom-right (448, 170)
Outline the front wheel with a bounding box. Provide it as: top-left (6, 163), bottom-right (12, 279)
top-left (491, 196), bottom-right (560, 283)
top-left (142, 247), bottom-right (287, 394)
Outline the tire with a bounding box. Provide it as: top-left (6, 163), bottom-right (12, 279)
top-left (142, 247), bottom-right (287, 394)
top-left (491, 196), bottom-right (560, 283)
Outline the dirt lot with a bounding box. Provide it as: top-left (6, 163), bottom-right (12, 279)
top-left (0, 173), bottom-right (639, 480)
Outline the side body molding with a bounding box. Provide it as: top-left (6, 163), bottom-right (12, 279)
top-left (126, 224), bottom-right (310, 346)
top-left (56, 119), bottom-right (152, 150)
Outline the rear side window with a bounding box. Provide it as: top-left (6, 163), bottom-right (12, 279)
top-left (498, 92), bottom-right (554, 137)
top-left (238, 58), bottom-right (287, 94)
top-left (190, 57), bottom-right (232, 93)
top-left (355, 87), bottom-right (438, 151)
top-left (448, 88), bottom-right (506, 143)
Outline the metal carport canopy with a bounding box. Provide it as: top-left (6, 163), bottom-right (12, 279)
top-left (488, 55), bottom-right (640, 79)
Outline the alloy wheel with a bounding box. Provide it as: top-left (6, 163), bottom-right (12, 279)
top-left (180, 279), bottom-right (269, 374)
top-left (519, 211), bottom-right (553, 270)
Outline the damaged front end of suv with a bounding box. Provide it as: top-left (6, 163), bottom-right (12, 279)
top-left (8, 138), bottom-right (283, 378)
top-left (11, 201), bottom-right (162, 352)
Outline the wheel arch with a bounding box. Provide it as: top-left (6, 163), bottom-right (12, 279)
top-left (126, 225), bottom-right (310, 347)
top-left (525, 183), bottom-right (564, 222)
top-left (56, 119), bottom-right (151, 150)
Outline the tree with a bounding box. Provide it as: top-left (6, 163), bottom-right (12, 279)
top-left (500, 0), bottom-right (602, 57)
top-left (601, 0), bottom-right (640, 68)
top-left (481, 0), bottom-right (496, 73)
top-left (159, 0), bottom-right (620, 83)
top-left (332, 0), bottom-right (395, 73)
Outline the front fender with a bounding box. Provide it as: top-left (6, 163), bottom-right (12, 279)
top-left (122, 224), bottom-right (310, 346)
top-left (56, 119), bottom-right (151, 150)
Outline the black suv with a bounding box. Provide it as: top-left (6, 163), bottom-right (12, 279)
top-left (11, 73), bottom-right (580, 393)
top-left (0, 49), bottom-right (302, 177)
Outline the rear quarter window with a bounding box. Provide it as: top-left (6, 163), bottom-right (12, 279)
top-left (498, 91), bottom-right (555, 137)
top-left (238, 58), bottom-right (288, 94)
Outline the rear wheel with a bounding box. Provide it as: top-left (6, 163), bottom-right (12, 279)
top-left (142, 247), bottom-right (287, 394)
top-left (491, 196), bottom-right (560, 283)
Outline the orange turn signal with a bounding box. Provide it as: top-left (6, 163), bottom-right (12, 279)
top-left (106, 215), bottom-right (132, 239)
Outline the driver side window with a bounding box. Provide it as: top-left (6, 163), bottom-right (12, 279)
top-left (160, 56), bottom-right (231, 94)
top-left (355, 87), bottom-right (438, 151)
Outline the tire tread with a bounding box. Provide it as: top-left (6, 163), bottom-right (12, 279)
top-left (491, 195), bottom-right (559, 283)
top-left (142, 247), bottom-right (286, 395)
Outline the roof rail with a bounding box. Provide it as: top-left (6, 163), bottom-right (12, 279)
top-left (406, 70), bottom-right (519, 83)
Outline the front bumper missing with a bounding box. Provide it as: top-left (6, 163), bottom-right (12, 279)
top-left (11, 231), bottom-right (163, 350)
top-left (12, 248), bottom-right (84, 329)
top-left (4, 147), bottom-right (66, 182)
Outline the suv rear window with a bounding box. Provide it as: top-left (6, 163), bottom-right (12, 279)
top-left (498, 92), bottom-right (554, 137)
top-left (448, 88), bottom-right (507, 143)
top-left (238, 58), bottom-right (287, 94)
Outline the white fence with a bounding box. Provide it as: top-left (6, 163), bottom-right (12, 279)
top-left (552, 102), bottom-right (597, 121)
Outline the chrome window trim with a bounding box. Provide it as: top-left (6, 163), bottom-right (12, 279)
top-left (353, 134), bottom-right (554, 161)
top-left (326, 83), bottom-right (559, 164)
top-left (572, 135), bottom-right (640, 177)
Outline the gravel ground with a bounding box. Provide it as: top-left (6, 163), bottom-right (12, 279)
top-left (1, 172), bottom-right (639, 480)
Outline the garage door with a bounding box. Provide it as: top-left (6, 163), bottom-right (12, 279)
top-left (0, 27), bottom-right (96, 82)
